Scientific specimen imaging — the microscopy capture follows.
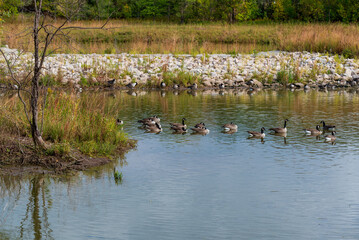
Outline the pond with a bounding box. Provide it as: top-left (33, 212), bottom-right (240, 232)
top-left (1, 89), bottom-right (359, 239)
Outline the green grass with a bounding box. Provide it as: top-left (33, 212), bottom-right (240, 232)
top-left (162, 70), bottom-right (201, 86)
top-left (3, 18), bottom-right (359, 56)
top-left (0, 92), bottom-right (131, 157)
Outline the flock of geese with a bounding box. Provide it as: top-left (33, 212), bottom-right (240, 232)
top-left (118, 116), bottom-right (337, 142)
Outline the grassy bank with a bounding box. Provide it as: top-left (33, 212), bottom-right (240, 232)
top-left (0, 90), bottom-right (135, 174)
top-left (2, 15), bottom-right (359, 57)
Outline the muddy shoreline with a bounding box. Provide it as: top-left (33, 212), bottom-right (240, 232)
top-left (0, 135), bottom-right (136, 176)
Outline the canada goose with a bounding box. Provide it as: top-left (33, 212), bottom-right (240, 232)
top-left (126, 82), bottom-right (137, 89)
top-left (188, 83), bottom-right (198, 90)
top-left (320, 121), bottom-right (336, 131)
top-left (247, 127), bottom-right (266, 138)
top-left (146, 122), bottom-right (162, 132)
top-left (303, 125), bottom-right (322, 135)
top-left (191, 126), bottom-right (210, 135)
top-left (324, 131), bottom-right (336, 142)
top-left (173, 84), bottom-right (179, 89)
top-left (107, 79), bottom-right (116, 86)
top-left (138, 116), bottom-right (160, 124)
top-left (170, 118), bottom-right (187, 131)
top-left (269, 119), bottom-right (289, 133)
top-left (173, 127), bottom-right (187, 133)
top-left (194, 122), bottom-right (205, 128)
top-left (304, 84), bottom-right (310, 90)
top-left (160, 82), bottom-right (166, 88)
top-left (116, 119), bottom-right (124, 125)
top-left (222, 122), bottom-right (238, 131)
top-left (223, 129), bottom-right (237, 134)
top-left (219, 83), bottom-right (225, 89)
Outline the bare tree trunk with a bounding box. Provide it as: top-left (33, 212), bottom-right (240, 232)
top-left (31, 0), bottom-right (47, 149)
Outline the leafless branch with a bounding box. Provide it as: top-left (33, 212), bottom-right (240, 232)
top-left (0, 49), bottom-right (31, 125)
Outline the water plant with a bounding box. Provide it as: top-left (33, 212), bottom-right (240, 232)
top-left (113, 168), bottom-right (123, 184)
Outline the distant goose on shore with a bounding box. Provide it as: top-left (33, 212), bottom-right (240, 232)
top-left (324, 131), bottom-right (336, 142)
top-left (269, 119), bottom-right (289, 133)
top-left (170, 118), bottom-right (187, 131)
top-left (116, 119), bottom-right (124, 125)
top-left (107, 79), bottom-right (116, 87)
top-left (188, 83), bottom-right (198, 90)
top-left (222, 122), bottom-right (238, 131)
top-left (146, 122), bottom-right (162, 133)
top-left (320, 121), bottom-right (336, 131)
top-left (173, 84), bottom-right (179, 89)
top-left (247, 127), bottom-right (266, 138)
top-left (303, 125), bottom-right (322, 135)
top-left (126, 82), bottom-right (137, 89)
top-left (191, 126), bottom-right (210, 135)
top-left (160, 82), bottom-right (166, 88)
top-left (219, 83), bottom-right (225, 89)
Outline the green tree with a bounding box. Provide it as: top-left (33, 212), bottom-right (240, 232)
top-left (272, 0), bottom-right (295, 20)
top-left (0, 0), bottom-right (24, 15)
top-left (298, 0), bottom-right (324, 21)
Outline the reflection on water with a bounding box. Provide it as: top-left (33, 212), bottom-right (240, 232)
top-left (2, 89), bottom-right (359, 239)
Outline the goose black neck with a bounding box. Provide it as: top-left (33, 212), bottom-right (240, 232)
top-left (284, 120), bottom-right (287, 128)
top-left (182, 119), bottom-right (185, 125)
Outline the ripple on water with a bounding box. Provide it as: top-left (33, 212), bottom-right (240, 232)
top-left (2, 90), bottom-right (359, 239)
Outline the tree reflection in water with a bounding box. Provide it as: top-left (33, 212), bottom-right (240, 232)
top-left (0, 175), bottom-right (54, 240)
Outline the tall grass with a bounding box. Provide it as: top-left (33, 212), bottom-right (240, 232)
top-left (2, 16), bottom-right (359, 56)
top-left (0, 91), bottom-right (130, 157)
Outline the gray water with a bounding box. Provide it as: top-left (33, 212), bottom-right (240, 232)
top-left (1, 89), bottom-right (359, 239)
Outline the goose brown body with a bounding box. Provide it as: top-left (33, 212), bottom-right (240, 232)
top-left (247, 127), bottom-right (266, 138)
top-left (223, 122), bottom-right (238, 131)
top-left (191, 126), bottom-right (210, 134)
top-left (170, 118), bottom-right (187, 131)
top-left (303, 125), bottom-right (322, 135)
top-left (324, 131), bottom-right (336, 141)
top-left (269, 119), bottom-right (289, 133)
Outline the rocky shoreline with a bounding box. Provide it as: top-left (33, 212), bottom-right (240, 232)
top-left (1, 46), bottom-right (359, 90)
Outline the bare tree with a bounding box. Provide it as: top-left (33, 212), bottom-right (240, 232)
top-left (0, 0), bottom-right (113, 149)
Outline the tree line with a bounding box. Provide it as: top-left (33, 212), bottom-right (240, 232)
top-left (1, 0), bottom-right (359, 23)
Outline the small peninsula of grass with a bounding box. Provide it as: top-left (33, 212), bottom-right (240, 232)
top-left (0, 90), bottom-right (136, 175)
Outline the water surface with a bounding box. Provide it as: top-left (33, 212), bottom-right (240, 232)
top-left (1, 89), bottom-right (359, 239)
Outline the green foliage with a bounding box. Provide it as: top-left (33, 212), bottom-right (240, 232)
top-left (45, 142), bottom-right (71, 156)
top-left (276, 68), bottom-right (301, 85)
top-left (298, 0), bottom-right (324, 21)
top-left (272, 0), bottom-right (295, 21)
top-left (113, 169), bottom-right (123, 184)
top-left (0, 0), bottom-right (23, 16)
top-left (40, 74), bottom-right (57, 87)
top-left (8, 0), bottom-right (359, 23)
top-left (42, 93), bottom-right (129, 156)
top-left (162, 70), bottom-right (201, 86)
